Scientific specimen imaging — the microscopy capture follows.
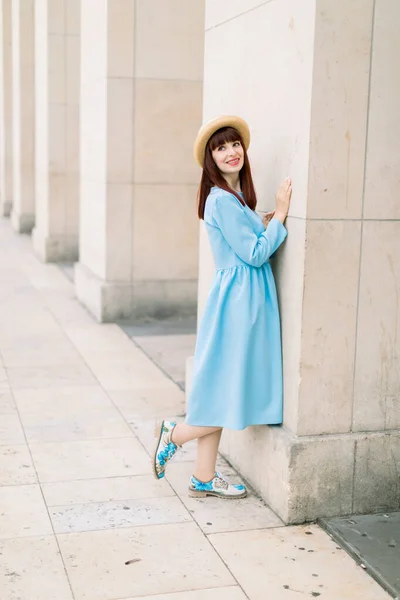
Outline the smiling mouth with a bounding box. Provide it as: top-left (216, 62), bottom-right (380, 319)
top-left (227, 158), bottom-right (240, 166)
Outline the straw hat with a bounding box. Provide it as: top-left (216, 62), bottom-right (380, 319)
top-left (193, 115), bottom-right (250, 167)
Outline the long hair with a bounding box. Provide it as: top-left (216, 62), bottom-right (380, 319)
top-left (197, 126), bottom-right (257, 220)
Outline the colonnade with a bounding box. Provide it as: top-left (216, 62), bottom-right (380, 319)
top-left (0, 0), bottom-right (204, 320)
top-left (1, 0), bottom-right (399, 523)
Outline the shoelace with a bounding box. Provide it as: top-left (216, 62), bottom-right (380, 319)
top-left (215, 474), bottom-right (229, 490)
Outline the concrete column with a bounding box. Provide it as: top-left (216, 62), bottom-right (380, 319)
top-left (75, 0), bottom-right (204, 322)
top-left (0, 0), bottom-right (5, 215)
top-left (194, 0), bottom-right (400, 524)
top-left (0, 0), bottom-right (13, 217)
top-left (11, 0), bottom-right (35, 233)
top-left (32, 0), bottom-right (80, 262)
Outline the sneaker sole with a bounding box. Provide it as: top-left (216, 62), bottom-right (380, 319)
top-left (188, 488), bottom-right (247, 500)
top-left (152, 420), bottom-right (164, 480)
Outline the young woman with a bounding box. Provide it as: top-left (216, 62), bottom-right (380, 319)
top-left (153, 115), bottom-right (291, 499)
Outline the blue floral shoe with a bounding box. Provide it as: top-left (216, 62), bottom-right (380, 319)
top-left (153, 420), bottom-right (180, 480)
top-left (189, 471), bottom-right (247, 499)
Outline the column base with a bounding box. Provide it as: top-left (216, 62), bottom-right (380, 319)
top-left (1, 201), bottom-right (12, 217)
top-left (218, 426), bottom-right (400, 524)
top-left (75, 262), bottom-right (132, 323)
top-left (131, 279), bottom-right (197, 320)
top-left (11, 210), bottom-right (35, 233)
top-left (32, 227), bottom-right (79, 263)
top-left (75, 262), bottom-right (197, 322)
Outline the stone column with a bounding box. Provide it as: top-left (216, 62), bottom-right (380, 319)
top-left (11, 0), bottom-right (35, 233)
top-left (32, 0), bottom-right (80, 262)
top-left (194, 0), bottom-right (400, 524)
top-left (0, 0), bottom-right (13, 217)
top-left (75, 0), bottom-right (204, 322)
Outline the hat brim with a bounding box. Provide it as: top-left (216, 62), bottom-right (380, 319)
top-left (193, 115), bottom-right (250, 167)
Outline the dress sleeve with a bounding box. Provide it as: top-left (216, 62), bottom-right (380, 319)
top-left (213, 194), bottom-right (287, 267)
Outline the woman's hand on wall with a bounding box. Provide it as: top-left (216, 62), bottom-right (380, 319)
top-left (274, 177), bottom-right (292, 223)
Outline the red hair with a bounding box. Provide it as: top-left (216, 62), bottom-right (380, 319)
top-left (197, 126), bottom-right (257, 220)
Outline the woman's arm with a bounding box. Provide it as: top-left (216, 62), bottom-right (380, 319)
top-left (213, 194), bottom-right (287, 267)
top-left (263, 211), bottom-right (275, 228)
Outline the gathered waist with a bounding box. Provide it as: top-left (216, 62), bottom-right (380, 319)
top-left (216, 262), bottom-right (270, 273)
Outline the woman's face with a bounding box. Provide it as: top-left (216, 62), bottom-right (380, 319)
top-left (211, 140), bottom-right (244, 176)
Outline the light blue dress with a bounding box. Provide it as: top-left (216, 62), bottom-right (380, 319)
top-left (186, 186), bottom-right (287, 430)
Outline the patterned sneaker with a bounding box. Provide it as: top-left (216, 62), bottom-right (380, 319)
top-left (153, 420), bottom-right (179, 480)
top-left (188, 471), bottom-right (247, 499)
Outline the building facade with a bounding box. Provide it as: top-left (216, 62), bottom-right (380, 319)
top-left (1, 0), bottom-right (399, 523)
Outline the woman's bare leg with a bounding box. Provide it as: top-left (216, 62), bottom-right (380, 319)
top-left (194, 429), bottom-right (222, 482)
top-left (171, 423), bottom-right (221, 447)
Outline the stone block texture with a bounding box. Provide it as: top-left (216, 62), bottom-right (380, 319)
top-left (197, 0), bottom-right (400, 523)
top-left (33, 0), bottom-right (80, 262)
top-left (76, 0), bottom-right (204, 321)
top-left (0, 0), bottom-right (13, 217)
top-left (11, 0), bottom-right (35, 233)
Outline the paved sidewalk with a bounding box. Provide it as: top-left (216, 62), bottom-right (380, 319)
top-left (119, 316), bottom-right (196, 391)
top-left (0, 219), bottom-right (391, 600)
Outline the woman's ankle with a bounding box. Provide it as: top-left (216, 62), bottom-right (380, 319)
top-left (171, 423), bottom-right (182, 447)
top-left (193, 472), bottom-right (215, 483)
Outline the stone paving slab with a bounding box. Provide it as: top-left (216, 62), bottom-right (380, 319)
top-left (108, 386), bottom-right (186, 420)
top-left (50, 496), bottom-right (192, 534)
top-left (0, 444), bottom-right (37, 485)
top-left (0, 536), bottom-right (74, 600)
top-left (0, 413), bottom-right (26, 445)
top-left (29, 438), bottom-right (149, 482)
top-left (13, 385), bottom-right (115, 412)
top-left (6, 363), bottom-right (97, 389)
top-left (320, 512), bottom-right (400, 598)
top-left (63, 324), bottom-right (138, 353)
top-left (41, 474), bottom-right (175, 506)
top-left (0, 484), bottom-right (53, 539)
top-left (126, 588), bottom-right (248, 599)
top-left (18, 404), bottom-right (133, 443)
top-left (209, 524), bottom-right (391, 600)
top-left (57, 523), bottom-right (235, 599)
top-left (86, 359), bottom-right (170, 391)
top-left (119, 318), bottom-right (196, 391)
top-left (132, 334), bottom-right (196, 388)
top-left (0, 391), bottom-right (17, 414)
top-left (119, 316), bottom-right (197, 337)
top-left (0, 367), bottom-right (9, 391)
top-left (1, 340), bottom-right (84, 367)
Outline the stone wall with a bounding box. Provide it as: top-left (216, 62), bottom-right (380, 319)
top-left (197, 0), bottom-right (400, 523)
